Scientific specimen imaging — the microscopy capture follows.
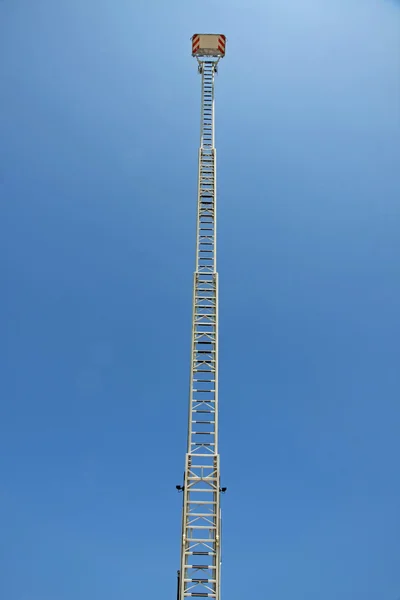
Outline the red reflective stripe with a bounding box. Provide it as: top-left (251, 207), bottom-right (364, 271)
top-left (218, 44), bottom-right (224, 53)
top-left (218, 35), bottom-right (226, 47)
top-left (192, 35), bottom-right (200, 43)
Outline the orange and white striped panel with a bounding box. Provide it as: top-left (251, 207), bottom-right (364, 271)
top-left (217, 35), bottom-right (226, 55)
top-left (192, 34), bottom-right (201, 54)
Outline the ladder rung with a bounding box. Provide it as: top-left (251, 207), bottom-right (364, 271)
top-left (187, 511), bottom-right (217, 517)
top-left (185, 488), bottom-right (216, 492)
top-left (187, 500), bottom-right (217, 505)
top-left (183, 594), bottom-right (215, 598)
top-left (191, 442), bottom-right (215, 446)
top-left (185, 524), bottom-right (217, 530)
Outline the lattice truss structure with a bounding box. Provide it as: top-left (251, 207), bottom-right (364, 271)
top-left (177, 35), bottom-right (226, 600)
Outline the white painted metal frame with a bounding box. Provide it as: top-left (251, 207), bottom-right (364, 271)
top-left (178, 55), bottom-right (223, 599)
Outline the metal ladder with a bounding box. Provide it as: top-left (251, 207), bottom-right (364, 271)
top-left (178, 59), bottom-right (222, 599)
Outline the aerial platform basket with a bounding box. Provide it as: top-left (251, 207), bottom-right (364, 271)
top-left (191, 33), bottom-right (226, 57)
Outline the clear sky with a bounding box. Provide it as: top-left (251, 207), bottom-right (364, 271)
top-left (1, 1), bottom-right (399, 599)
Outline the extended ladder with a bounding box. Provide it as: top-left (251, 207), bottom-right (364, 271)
top-left (177, 47), bottom-right (225, 599)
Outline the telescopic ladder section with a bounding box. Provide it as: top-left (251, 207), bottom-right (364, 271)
top-left (178, 35), bottom-right (226, 600)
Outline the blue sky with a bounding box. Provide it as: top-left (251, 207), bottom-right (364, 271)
top-left (1, 0), bottom-right (399, 598)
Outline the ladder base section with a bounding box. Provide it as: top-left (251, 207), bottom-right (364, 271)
top-left (179, 453), bottom-right (221, 599)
